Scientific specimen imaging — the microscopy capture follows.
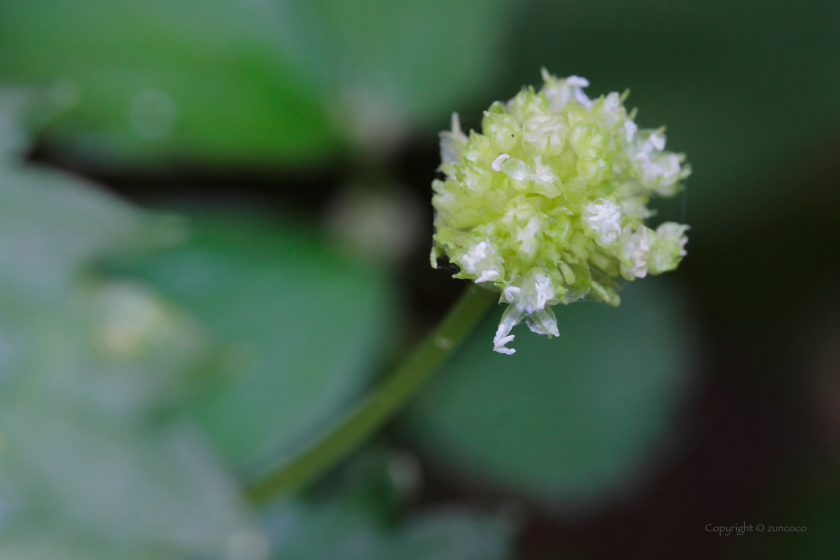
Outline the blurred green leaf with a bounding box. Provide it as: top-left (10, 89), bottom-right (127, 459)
top-left (264, 500), bottom-right (512, 560)
top-left (255, 445), bottom-right (512, 560)
top-left (0, 282), bottom-right (209, 422)
top-left (258, 447), bottom-right (513, 560)
top-left (0, 95), bottom-right (251, 557)
top-left (0, 97), bottom-right (203, 418)
top-left (0, 0), bottom-right (339, 167)
top-left (0, 164), bottom-right (187, 299)
top-left (405, 278), bottom-right (696, 509)
top-left (120, 214), bottom-right (399, 473)
top-left (0, 93), bottom-right (185, 300)
top-left (275, 0), bottom-right (512, 150)
top-left (0, 411), bottom-right (246, 555)
top-left (0, 533), bottom-right (162, 560)
top-left (0, 90), bottom-right (32, 158)
top-left (0, 0), bottom-right (513, 166)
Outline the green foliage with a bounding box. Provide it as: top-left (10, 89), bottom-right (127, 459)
top-left (262, 450), bottom-right (514, 560)
top-left (0, 148), bottom-right (145, 299)
top-left (1, 412), bottom-right (247, 554)
top-left (0, 0), bottom-right (337, 166)
top-left (274, 0), bottom-right (511, 148)
top-left (0, 152), bottom-right (506, 558)
top-left (264, 500), bottom-right (512, 560)
top-left (0, 0), bottom-right (512, 166)
top-left (0, 97), bottom-right (250, 558)
top-left (117, 215), bottom-right (399, 472)
top-left (0, 92), bottom-right (512, 560)
top-left (405, 278), bottom-right (695, 508)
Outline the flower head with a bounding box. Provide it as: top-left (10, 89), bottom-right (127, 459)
top-left (431, 70), bottom-right (690, 354)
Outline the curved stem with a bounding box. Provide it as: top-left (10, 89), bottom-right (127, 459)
top-left (246, 284), bottom-right (497, 505)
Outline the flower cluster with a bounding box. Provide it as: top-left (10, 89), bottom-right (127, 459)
top-left (431, 70), bottom-right (690, 354)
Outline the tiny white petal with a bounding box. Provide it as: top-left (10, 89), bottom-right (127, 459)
top-left (566, 75), bottom-right (590, 87)
top-left (624, 120), bottom-right (637, 143)
top-left (515, 215), bottom-right (542, 258)
top-left (582, 199), bottom-right (623, 246)
top-left (649, 133), bottom-right (665, 151)
top-left (461, 241), bottom-right (488, 273)
top-left (643, 160), bottom-right (664, 181)
top-left (668, 153), bottom-right (681, 173)
top-left (534, 273), bottom-right (554, 310)
top-left (620, 226), bottom-right (654, 279)
top-left (493, 305), bottom-right (524, 355)
top-left (603, 92), bottom-right (620, 112)
top-left (530, 156), bottom-right (560, 197)
top-left (573, 87), bottom-right (593, 110)
top-left (492, 153), bottom-right (510, 171)
top-left (503, 285), bottom-right (521, 303)
top-left (476, 269), bottom-right (499, 283)
top-left (493, 342), bottom-right (516, 355)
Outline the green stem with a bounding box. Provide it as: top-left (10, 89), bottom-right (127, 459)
top-left (245, 284), bottom-right (497, 505)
